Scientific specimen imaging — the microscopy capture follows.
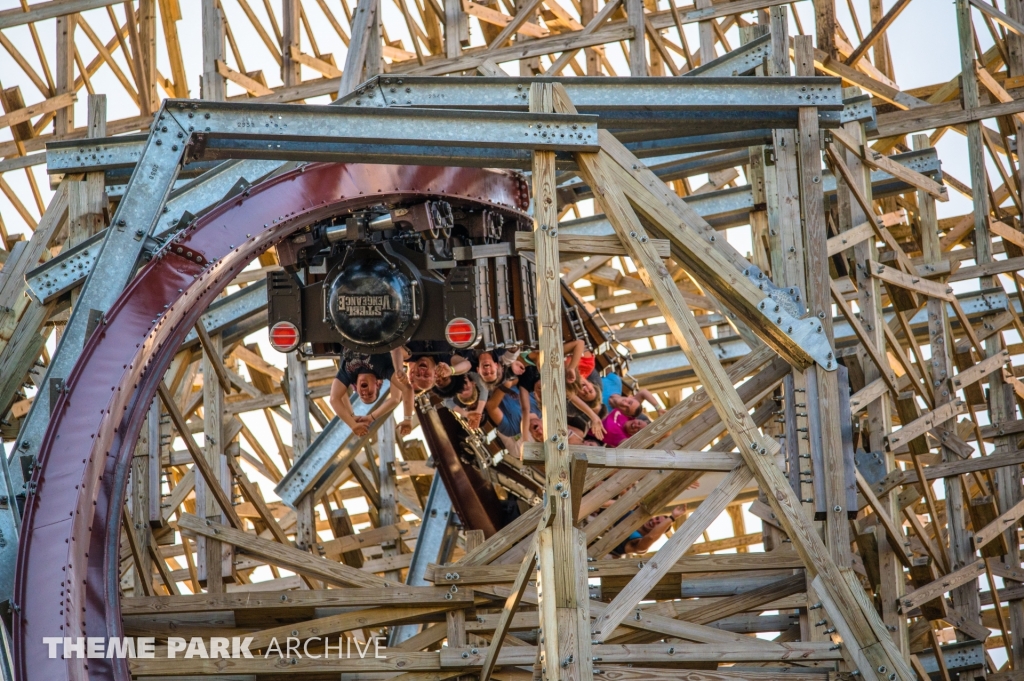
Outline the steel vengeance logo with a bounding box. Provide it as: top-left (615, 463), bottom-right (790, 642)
top-left (336, 295), bottom-right (393, 317)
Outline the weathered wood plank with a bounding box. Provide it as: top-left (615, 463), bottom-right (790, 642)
top-left (522, 444), bottom-right (742, 470)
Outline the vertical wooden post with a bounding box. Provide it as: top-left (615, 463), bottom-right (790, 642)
top-left (201, 0), bottom-right (226, 101)
top-left (766, 7), bottom-right (817, 533)
top-left (515, 0), bottom-right (541, 76)
top-left (69, 95), bottom-right (106, 312)
top-left (138, 0), bottom-right (159, 115)
top-left (581, 0), bottom-right (598, 75)
top-left (530, 82), bottom-right (591, 681)
top-left (55, 13), bottom-right (77, 138)
top-left (695, 0), bottom-right (715, 66)
top-left (198, 331), bottom-right (227, 591)
top-left (955, 0), bottom-right (989, 262)
top-left (159, 0), bottom-right (189, 97)
top-left (795, 37), bottom-right (851, 570)
top-left (377, 416), bottom-right (403, 582)
top-left (365, 5), bottom-right (383, 80)
top-left (444, 0), bottom-right (467, 59)
top-left (1007, 1), bottom-right (1024, 202)
top-left (86, 93), bottom-right (106, 138)
top-left (835, 89), bottom-right (906, 653)
top-left (742, 24), bottom-right (771, 276)
top-left (338, 0), bottom-right (379, 95)
top-left (911, 133), bottom-right (972, 660)
top-left (69, 95), bottom-right (106, 248)
top-left (867, 0), bottom-right (893, 79)
top-left (288, 351), bottom-right (316, 552)
top-left (995, 1), bottom-right (1024, 668)
top-left (767, 8), bottom-right (805, 293)
top-left (814, 0), bottom-right (836, 59)
top-left (749, 9), bottom-right (788, 556)
top-left (644, 0), bottom-right (663, 76)
top-left (282, 0), bottom-right (302, 87)
top-left (953, 0), bottom-right (997, 653)
top-left (625, 0), bottom-right (646, 76)
top-left (446, 603), bottom-right (467, 650)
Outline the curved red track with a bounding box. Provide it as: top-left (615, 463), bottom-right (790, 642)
top-left (13, 162), bottom-right (528, 681)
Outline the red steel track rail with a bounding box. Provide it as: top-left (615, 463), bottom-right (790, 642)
top-left (13, 162), bottom-right (528, 681)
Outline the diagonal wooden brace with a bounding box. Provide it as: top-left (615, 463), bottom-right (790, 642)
top-left (590, 129), bottom-right (836, 372)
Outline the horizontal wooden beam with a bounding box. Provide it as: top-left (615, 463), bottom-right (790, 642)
top-left (430, 549), bottom-right (804, 584)
top-left (177, 513), bottom-right (390, 589)
top-left (122, 587), bottom-right (472, 615)
top-left (874, 97), bottom-right (1024, 139)
top-left (514, 231), bottom-right (670, 257)
top-left (0, 92), bottom-right (76, 131)
top-left (129, 641), bottom-right (843, 675)
top-left (522, 443), bottom-right (742, 470)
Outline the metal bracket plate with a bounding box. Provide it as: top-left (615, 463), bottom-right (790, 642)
top-left (744, 264), bottom-right (804, 316)
top-left (758, 297), bottom-right (836, 371)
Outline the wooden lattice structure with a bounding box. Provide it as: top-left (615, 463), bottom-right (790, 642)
top-left (1, 1), bottom-right (1024, 680)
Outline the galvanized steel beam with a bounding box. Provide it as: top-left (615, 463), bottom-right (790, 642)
top-left (339, 75), bottom-right (844, 111)
top-left (388, 474), bottom-right (454, 645)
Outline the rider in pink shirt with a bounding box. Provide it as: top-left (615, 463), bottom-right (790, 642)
top-left (602, 406), bottom-right (649, 446)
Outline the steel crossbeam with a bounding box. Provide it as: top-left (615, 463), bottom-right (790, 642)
top-left (338, 75), bottom-right (844, 110)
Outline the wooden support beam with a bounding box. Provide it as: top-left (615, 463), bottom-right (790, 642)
top-left (523, 444), bottom-right (743, 470)
top-left (122, 506), bottom-right (154, 597)
top-left (974, 496), bottom-right (1024, 552)
top-left (480, 533), bottom-right (539, 681)
top-left (826, 145), bottom-right (919, 279)
top-left (951, 348), bottom-right (1010, 392)
top-left (177, 513), bottom-right (390, 588)
top-left (868, 261), bottom-right (955, 301)
top-left (0, 92), bottom-right (75, 132)
top-left (592, 466), bottom-right (753, 637)
top-left (885, 399), bottom-right (965, 452)
top-left (626, 0), bottom-right (647, 75)
top-left (855, 469), bottom-right (912, 567)
top-left (679, 572), bottom-right (805, 625)
top-left (900, 560), bottom-right (985, 612)
top-left (246, 603), bottom-right (460, 651)
top-left (200, 0), bottom-right (225, 101)
top-left (155, 382), bottom-right (242, 530)
top-left (338, 0), bottom-right (378, 95)
top-left (514, 231), bottom-right (669, 257)
top-left (529, 81), bottom-right (592, 681)
top-left (830, 280), bottom-right (901, 397)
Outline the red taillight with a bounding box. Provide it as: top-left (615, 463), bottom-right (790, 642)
top-left (270, 321), bottom-right (300, 352)
top-left (445, 318), bottom-right (476, 348)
